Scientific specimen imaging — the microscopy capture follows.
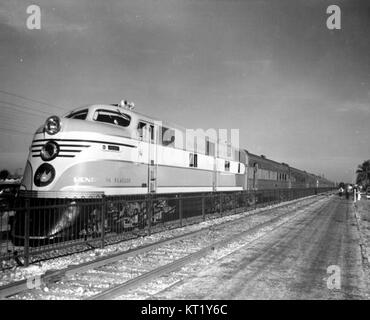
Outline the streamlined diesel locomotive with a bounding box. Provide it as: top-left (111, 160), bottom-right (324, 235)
top-left (12, 100), bottom-right (334, 244)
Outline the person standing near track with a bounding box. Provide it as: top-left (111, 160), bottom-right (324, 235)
top-left (338, 187), bottom-right (344, 197)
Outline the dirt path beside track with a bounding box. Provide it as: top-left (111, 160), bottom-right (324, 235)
top-left (155, 196), bottom-right (369, 299)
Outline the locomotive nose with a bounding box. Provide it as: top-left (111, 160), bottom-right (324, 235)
top-left (20, 161), bottom-right (33, 191)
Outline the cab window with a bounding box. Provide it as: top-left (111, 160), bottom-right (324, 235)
top-left (93, 109), bottom-right (131, 127)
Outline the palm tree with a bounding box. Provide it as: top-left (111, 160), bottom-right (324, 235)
top-left (0, 169), bottom-right (9, 180)
top-left (356, 160), bottom-right (370, 187)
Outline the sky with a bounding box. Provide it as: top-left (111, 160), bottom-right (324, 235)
top-left (0, 0), bottom-right (369, 183)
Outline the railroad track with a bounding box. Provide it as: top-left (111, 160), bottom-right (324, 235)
top-left (90, 196), bottom-right (333, 300)
top-left (0, 193), bottom-right (332, 300)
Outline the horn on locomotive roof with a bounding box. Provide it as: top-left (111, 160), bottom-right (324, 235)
top-left (119, 99), bottom-right (135, 110)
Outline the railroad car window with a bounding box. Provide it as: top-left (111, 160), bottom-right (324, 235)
top-left (161, 127), bottom-right (175, 147)
top-left (189, 153), bottom-right (198, 167)
top-left (225, 160), bottom-right (230, 172)
top-left (93, 109), bottom-right (131, 127)
top-left (238, 163), bottom-right (241, 173)
top-left (66, 109), bottom-right (88, 120)
top-left (272, 171), bottom-right (277, 180)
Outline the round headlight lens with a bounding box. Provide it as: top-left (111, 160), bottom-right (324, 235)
top-left (40, 141), bottom-right (59, 161)
top-left (44, 116), bottom-right (61, 135)
top-left (34, 163), bottom-right (56, 187)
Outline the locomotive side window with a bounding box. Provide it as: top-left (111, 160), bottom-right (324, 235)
top-left (138, 122), bottom-right (155, 142)
top-left (206, 138), bottom-right (210, 155)
top-left (150, 124), bottom-right (155, 141)
top-left (205, 139), bottom-right (215, 156)
top-left (225, 160), bottom-right (230, 172)
top-left (161, 127), bottom-right (175, 147)
top-left (93, 109), bottom-right (131, 127)
top-left (189, 153), bottom-right (198, 167)
top-left (137, 122), bottom-right (146, 139)
top-left (66, 109), bottom-right (88, 120)
top-left (239, 150), bottom-right (246, 163)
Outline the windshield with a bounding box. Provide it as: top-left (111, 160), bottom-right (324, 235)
top-left (93, 109), bottom-right (131, 127)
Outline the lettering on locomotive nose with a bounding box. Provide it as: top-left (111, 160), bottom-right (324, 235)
top-left (105, 177), bottom-right (131, 183)
top-left (73, 177), bottom-right (96, 184)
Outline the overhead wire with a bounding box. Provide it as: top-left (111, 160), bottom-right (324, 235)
top-left (0, 89), bottom-right (66, 111)
top-left (0, 100), bottom-right (51, 115)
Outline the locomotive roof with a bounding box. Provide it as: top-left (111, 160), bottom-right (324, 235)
top-left (62, 104), bottom-right (332, 183)
top-left (64, 104), bottom-right (240, 150)
top-left (65, 104), bottom-right (187, 130)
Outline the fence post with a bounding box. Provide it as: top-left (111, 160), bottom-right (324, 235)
top-left (202, 194), bottom-right (205, 221)
top-left (234, 192), bottom-right (237, 214)
top-left (179, 195), bottom-right (183, 227)
top-left (254, 189), bottom-right (257, 210)
top-left (24, 198), bottom-right (30, 267)
top-left (147, 195), bottom-right (152, 236)
top-left (275, 189), bottom-right (277, 203)
top-left (246, 191), bottom-right (249, 211)
top-left (219, 193), bottom-right (223, 216)
top-left (100, 195), bottom-right (106, 249)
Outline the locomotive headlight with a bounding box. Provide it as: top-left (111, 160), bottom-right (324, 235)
top-left (40, 141), bottom-right (59, 161)
top-left (44, 115), bottom-right (61, 135)
top-left (34, 163), bottom-right (56, 187)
